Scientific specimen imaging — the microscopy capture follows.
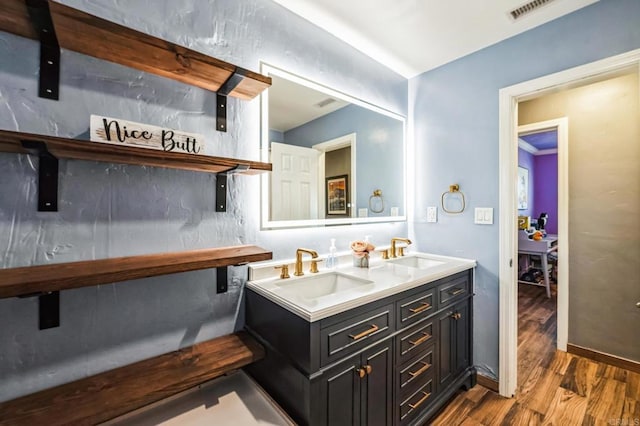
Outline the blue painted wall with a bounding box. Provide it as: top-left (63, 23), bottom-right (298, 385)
top-left (409, 0), bottom-right (640, 378)
top-left (0, 0), bottom-right (407, 401)
top-left (269, 129), bottom-right (285, 143)
top-left (283, 104), bottom-right (405, 216)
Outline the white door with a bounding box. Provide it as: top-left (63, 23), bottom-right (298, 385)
top-left (270, 142), bottom-right (319, 221)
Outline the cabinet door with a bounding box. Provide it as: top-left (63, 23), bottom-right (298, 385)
top-left (437, 308), bottom-right (454, 389)
top-left (361, 341), bottom-right (393, 426)
top-left (322, 353), bottom-right (361, 426)
top-left (453, 301), bottom-right (470, 374)
top-left (437, 299), bottom-right (470, 391)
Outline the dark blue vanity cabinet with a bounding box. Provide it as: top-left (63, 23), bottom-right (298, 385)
top-left (244, 269), bottom-right (476, 426)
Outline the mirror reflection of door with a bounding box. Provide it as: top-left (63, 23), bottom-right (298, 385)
top-left (270, 142), bottom-right (319, 220)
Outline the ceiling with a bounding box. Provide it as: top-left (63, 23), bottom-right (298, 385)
top-left (271, 0), bottom-right (599, 78)
top-left (269, 75), bottom-right (350, 132)
top-left (520, 130), bottom-right (558, 150)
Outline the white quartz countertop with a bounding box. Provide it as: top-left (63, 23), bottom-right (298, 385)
top-left (246, 252), bottom-right (476, 322)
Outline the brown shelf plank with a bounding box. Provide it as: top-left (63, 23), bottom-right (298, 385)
top-left (0, 0), bottom-right (271, 100)
top-left (0, 129), bottom-right (271, 175)
top-left (0, 245), bottom-right (272, 298)
top-left (0, 331), bottom-right (265, 425)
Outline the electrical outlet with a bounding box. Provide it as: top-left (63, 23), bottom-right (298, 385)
top-left (427, 206), bottom-right (438, 223)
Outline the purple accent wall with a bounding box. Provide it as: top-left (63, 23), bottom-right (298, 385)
top-left (518, 148), bottom-right (535, 218)
top-left (533, 154), bottom-right (558, 234)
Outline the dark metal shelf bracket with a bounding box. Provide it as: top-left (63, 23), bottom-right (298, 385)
top-left (22, 140), bottom-right (59, 211)
top-left (216, 69), bottom-right (247, 132)
top-left (39, 291), bottom-right (60, 329)
top-left (27, 0), bottom-right (60, 100)
top-left (215, 164), bottom-right (249, 212)
top-left (216, 267), bottom-right (228, 294)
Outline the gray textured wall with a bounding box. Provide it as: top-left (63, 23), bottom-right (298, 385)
top-left (519, 72), bottom-right (640, 362)
top-left (0, 0), bottom-right (407, 401)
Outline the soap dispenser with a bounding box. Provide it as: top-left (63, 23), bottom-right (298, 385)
top-left (327, 239), bottom-right (337, 269)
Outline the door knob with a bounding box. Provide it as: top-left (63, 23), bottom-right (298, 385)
top-left (636, 302), bottom-right (640, 308)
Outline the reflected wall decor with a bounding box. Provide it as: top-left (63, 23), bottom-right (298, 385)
top-left (326, 175), bottom-right (348, 215)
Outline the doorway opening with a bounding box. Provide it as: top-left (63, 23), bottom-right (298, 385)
top-left (515, 120), bottom-right (563, 393)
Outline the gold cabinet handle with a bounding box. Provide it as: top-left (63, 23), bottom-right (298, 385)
top-left (349, 324), bottom-right (379, 340)
top-left (408, 332), bottom-right (431, 346)
top-left (450, 312), bottom-right (462, 320)
top-left (408, 391), bottom-right (431, 410)
top-left (365, 364), bottom-right (372, 375)
top-left (409, 302), bottom-right (431, 314)
top-left (356, 368), bottom-right (366, 378)
top-left (448, 288), bottom-right (465, 296)
top-left (408, 361), bottom-right (431, 378)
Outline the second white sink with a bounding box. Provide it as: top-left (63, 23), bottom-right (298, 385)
top-left (386, 255), bottom-right (445, 269)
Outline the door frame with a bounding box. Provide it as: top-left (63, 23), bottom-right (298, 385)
top-left (498, 48), bottom-right (640, 397)
top-left (313, 132), bottom-right (357, 218)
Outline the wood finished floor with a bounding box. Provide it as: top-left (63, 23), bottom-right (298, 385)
top-left (431, 283), bottom-right (640, 426)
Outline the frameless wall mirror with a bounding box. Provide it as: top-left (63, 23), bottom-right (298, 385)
top-left (260, 64), bottom-right (407, 229)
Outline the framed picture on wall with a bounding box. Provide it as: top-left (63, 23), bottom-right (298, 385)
top-left (518, 166), bottom-right (529, 210)
top-left (326, 175), bottom-right (348, 215)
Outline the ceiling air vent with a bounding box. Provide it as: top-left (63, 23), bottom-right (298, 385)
top-left (509, 0), bottom-right (556, 20)
top-left (315, 97), bottom-right (337, 108)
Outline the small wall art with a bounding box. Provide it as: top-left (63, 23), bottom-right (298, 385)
top-left (518, 166), bottom-right (529, 210)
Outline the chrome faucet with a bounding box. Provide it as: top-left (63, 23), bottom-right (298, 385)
top-left (390, 238), bottom-right (412, 258)
top-left (294, 248), bottom-right (320, 276)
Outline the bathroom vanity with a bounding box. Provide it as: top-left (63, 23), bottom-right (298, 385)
top-left (245, 253), bottom-right (476, 426)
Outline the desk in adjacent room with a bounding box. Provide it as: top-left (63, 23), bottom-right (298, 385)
top-left (518, 234), bottom-right (558, 298)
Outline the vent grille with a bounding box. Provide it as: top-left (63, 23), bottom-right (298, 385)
top-left (509, 0), bottom-right (555, 20)
top-left (315, 98), bottom-right (337, 108)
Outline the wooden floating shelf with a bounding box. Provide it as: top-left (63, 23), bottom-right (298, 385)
top-left (0, 331), bottom-right (265, 425)
top-left (0, 129), bottom-right (271, 175)
top-left (0, 245), bottom-right (272, 298)
top-left (0, 0), bottom-right (271, 100)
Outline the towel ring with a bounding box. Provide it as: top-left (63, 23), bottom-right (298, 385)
top-left (369, 189), bottom-right (385, 213)
top-left (441, 184), bottom-right (465, 214)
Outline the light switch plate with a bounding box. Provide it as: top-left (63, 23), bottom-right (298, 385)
top-left (427, 206), bottom-right (438, 223)
top-left (474, 207), bottom-right (494, 224)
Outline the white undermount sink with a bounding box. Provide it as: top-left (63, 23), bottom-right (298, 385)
top-left (271, 272), bottom-right (374, 301)
top-left (386, 255), bottom-right (445, 269)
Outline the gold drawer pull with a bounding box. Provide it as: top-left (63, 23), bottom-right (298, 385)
top-left (356, 364), bottom-right (373, 378)
top-left (408, 332), bottom-right (431, 346)
top-left (409, 302), bottom-right (431, 314)
top-left (349, 324), bottom-right (379, 340)
top-left (448, 288), bottom-right (465, 296)
top-left (408, 361), bottom-right (431, 378)
top-left (408, 391), bottom-right (431, 410)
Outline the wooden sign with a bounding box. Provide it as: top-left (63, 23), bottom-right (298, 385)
top-left (90, 115), bottom-right (204, 154)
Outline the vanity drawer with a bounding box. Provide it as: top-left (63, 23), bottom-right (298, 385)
top-left (398, 374), bottom-right (435, 425)
top-left (398, 347), bottom-right (434, 399)
top-left (396, 287), bottom-right (435, 329)
top-left (396, 320), bottom-right (434, 366)
top-left (320, 303), bottom-right (393, 366)
top-left (437, 273), bottom-right (470, 308)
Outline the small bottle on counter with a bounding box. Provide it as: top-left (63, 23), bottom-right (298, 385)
top-left (327, 238), bottom-right (337, 269)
